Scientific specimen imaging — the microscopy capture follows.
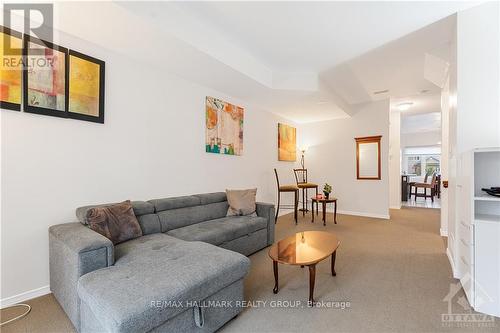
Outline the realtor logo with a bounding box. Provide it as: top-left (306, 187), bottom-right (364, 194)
top-left (441, 274), bottom-right (496, 328)
top-left (3, 3), bottom-right (53, 55)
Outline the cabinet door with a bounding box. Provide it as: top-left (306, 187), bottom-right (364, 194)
top-left (474, 221), bottom-right (500, 317)
top-left (456, 152), bottom-right (473, 278)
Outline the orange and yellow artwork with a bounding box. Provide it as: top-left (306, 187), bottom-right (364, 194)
top-left (25, 39), bottom-right (67, 112)
top-left (1, 29), bottom-right (22, 110)
top-left (278, 123), bottom-right (296, 161)
top-left (69, 54), bottom-right (100, 116)
top-left (205, 96), bottom-right (244, 156)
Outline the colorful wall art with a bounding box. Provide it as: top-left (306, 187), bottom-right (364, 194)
top-left (0, 27), bottom-right (22, 111)
top-left (68, 50), bottom-right (105, 123)
top-left (278, 123), bottom-right (297, 161)
top-left (206, 96), bottom-right (244, 156)
top-left (23, 35), bottom-right (67, 117)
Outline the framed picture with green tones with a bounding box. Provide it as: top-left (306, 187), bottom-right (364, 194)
top-left (205, 96), bottom-right (244, 156)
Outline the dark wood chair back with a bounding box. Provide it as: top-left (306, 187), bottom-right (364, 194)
top-left (423, 172), bottom-right (430, 183)
top-left (430, 173), bottom-right (437, 186)
top-left (293, 168), bottom-right (308, 185)
top-left (274, 168), bottom-right (280, 189)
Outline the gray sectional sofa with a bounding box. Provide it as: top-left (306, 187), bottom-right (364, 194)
top-left (49, 192), bottom-right (275, 333)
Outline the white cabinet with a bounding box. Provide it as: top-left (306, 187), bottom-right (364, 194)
top-left (453, 148), bottom-right (500, 317)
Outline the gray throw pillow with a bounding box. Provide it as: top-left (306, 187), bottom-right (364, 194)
top-left (87, 200), bottom-right (143, 244)
top-left (226, 188), bottom-right (257, 216)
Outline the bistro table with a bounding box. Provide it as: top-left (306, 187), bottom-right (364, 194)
top-left (311, 196), bottom-right (338, 226)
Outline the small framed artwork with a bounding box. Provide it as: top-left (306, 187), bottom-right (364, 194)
top-left (67, 50), bottom-right (105, 123)
top-left (1, 26), bottom-right (23, 111)
top-left (23, 34), bottom-right (68, 118)
top-left (278, 123), bottom-right (297, 161)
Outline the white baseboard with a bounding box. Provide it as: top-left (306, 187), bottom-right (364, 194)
top-left (336, 209), bottom-right (390, 220)
top-left (390, 205), bottom-right (402, 209)
top-left (446, 247), bottom-right (459, 279)
top-left (276, 207), bottom-right (390, 220)
top-left (440, 228), bottom-right (448, 237)
top-left (0, 285), bottom-right (50, 308)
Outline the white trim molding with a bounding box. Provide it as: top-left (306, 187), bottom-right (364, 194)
top-left (0, 285), bottom-right (50, 309)
top-left (440, 228), bottom-right (448, 237)
top-left (337, 210), bottom-right (390, 220)
top-left (446, 247), bottom-right (459, 279)
top-left (314, 205), bottom-right (390, 219)
top-left (276, 208), bottom-right (390, 220)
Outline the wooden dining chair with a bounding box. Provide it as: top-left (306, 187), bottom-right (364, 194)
top-left (293, 169), bottom-right (318, 216)
top-left (274, 169), bottom-right (298, 224)
top-left (408, 172), bottom-right (429, 200)
top-left (412, 172), bottom-right (437, 202)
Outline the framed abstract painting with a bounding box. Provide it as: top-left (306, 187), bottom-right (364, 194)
top-left (23, 34), bottom-right (68, 118)
top-left (68, 50), bottom-right (105, 123)
top-left (205, 96), bottom-right (244, 156)
top-left (1, 26), bottom-right (23, 111)
top-left (278, 123), bottom-right (296, 161)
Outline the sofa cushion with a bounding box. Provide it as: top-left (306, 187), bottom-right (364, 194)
top-left (114, 233), bottom-right (184, 264)
top-left (148, 195), bottom-right (201, 212)
top-left (157, 201), bottom-right (229, 232)
top-left (136, 214), bottom-right (161, 235)
top-left (166, 215), bottom-right (267, 246)
top-left (193, 192), bottom-right (227, 205)
top-left (86, 201), bottom-right (143, 245)
top-left (77, 238), bottom-right (250, 333)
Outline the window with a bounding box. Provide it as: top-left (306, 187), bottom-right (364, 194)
top-left (425, 156), bottom-right (440, 175)
top-left (402, 146), bottom-right (441, 179)
top-left (408, 156), bottom-right (422, 176)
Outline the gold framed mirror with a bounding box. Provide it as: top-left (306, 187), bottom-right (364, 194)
top-left (355, 136), bottom-right (382, 180)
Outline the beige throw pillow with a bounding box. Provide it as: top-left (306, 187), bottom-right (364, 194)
top-left (226, 188), bottom-right (257, 216)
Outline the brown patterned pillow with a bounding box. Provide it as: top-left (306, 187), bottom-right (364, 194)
top-left (87, 200), bottom-right (142, 244)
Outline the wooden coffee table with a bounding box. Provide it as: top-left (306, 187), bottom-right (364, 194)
top-left (311, 197), bottom-right (338, 225)
top-left (268, 231), bottom-right (340, 304)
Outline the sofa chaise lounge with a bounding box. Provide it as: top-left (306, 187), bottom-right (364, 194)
top-left (49, 192), bottom-right (275, 333)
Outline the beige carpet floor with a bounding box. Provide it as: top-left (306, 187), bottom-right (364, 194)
top-left (1, 208), bottom-right (498, 332)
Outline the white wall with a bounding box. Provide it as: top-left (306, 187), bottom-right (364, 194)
top-left (446, 1), bottom-right (500, 278)
top-left (400, 130), bottom-right (441, 149)
top-left (389, 110), bottom-right (401, 209)
top-left (0, 31), bottom-right (299, 304)
top-left (456, 1), bottom-right (500, 153)
top-left (300, 100), bottom-right (390, 219)
top-left (440, 77), bottom-right (450, 237)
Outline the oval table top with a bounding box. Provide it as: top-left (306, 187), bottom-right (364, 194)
top-left (268, 231), bottom-right (340, 266)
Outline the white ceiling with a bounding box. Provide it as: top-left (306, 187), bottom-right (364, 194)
top-left (23, 1), bottom-right (478, 123)
top-left (396, 93), bottom-right (442, 134)
top-left (175, 1), bottom-right (464, 73)
top-left (401, 112), bottom-right (442, 134)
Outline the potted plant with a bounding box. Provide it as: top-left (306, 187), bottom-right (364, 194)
top-left (323, 183), bottom-right (332, 199)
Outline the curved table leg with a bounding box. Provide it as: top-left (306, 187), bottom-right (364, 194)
top-left (273, 260), bottom-right (279, 294)
top-left (334, 200), bottom-right (337, 224)
top-left (322, 201), bottom-right (326, 226)
top-left (311, 200), bottom-right (315, 223)
top-left (308, 264), bottom-right (316, 306)
top-left (331, 251), bottom-right (337, 276)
